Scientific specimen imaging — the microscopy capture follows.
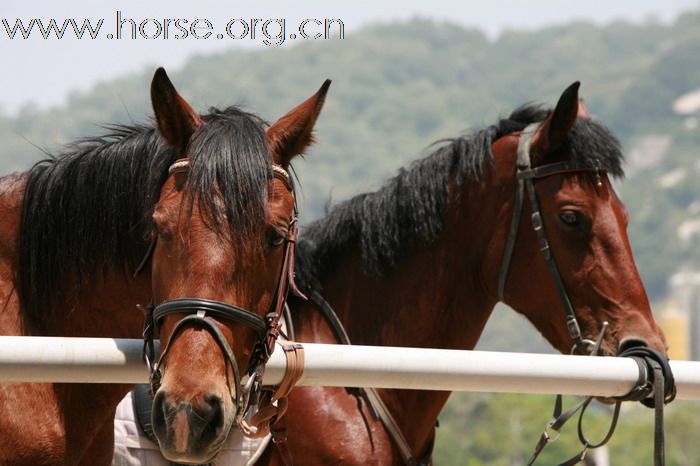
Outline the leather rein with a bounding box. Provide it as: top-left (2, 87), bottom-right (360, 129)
top-left (141, 158), bottom-right (303, 425)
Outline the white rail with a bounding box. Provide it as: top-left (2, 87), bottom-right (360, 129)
top-left (0, 337), bottom-right (697, 400)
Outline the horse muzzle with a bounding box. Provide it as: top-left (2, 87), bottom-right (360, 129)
top-left (152, 389), bottom-right (232, 463)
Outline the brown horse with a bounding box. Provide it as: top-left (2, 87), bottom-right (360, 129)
top-left (0, 68), bottom-right (328, 465)
top-left (256, 83), bottom-right (669, 465)
top-left (145, 78), bottom-right (329, 463)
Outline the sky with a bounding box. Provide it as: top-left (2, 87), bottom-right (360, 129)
top-left (1, 0), bottom-right (699, 113)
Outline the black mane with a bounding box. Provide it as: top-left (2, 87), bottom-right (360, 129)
top-left (296, 104), bottom-right (624, 288)
top-left (18, 106), bottom-right (270, 333)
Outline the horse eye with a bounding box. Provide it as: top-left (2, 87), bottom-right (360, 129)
top-left (559, 210), bottom-right (581, 227)
top-left (153, 221), bottom-right (172, 241)
top-left (268, 229), bottom-right (286, 248)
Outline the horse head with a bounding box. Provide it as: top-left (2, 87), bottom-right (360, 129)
top-left (146, 68), bottom-right (329, 463)
top-left (493, 82), bottom-right (666, 357)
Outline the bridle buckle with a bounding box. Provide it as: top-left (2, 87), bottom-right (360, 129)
top-left (543, 421), bottom-right (561, 443)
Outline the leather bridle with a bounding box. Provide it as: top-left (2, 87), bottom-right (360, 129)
top-left (141, 158), bottom-right (302, 422)
top-left (497, 122), bottom-right (603, 354)
top-left (499, 123), bottom-right (676, 466)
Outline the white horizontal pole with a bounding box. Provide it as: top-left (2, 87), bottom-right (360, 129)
top-left (0, 337), bottom-right (698, 401)
top-left (266, 344), bottom-right (700, 401)
top-left (0, 336), bottom-right (149, 384)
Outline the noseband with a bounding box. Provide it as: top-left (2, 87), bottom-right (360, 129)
top-left (141, 159), bottom-right (302, 420)
top-left (497, 122), bottom-right (603, 353)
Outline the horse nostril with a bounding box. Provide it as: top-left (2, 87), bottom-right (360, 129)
top-left (198, 394), bottom-right (225, 444)
top-left (618, 337), bottom-right (649, 354)
top-left (151, 390), bottom-right (168, 439)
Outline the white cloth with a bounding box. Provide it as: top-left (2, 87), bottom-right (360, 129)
top-left (112, 391), bottom-right (271, 466)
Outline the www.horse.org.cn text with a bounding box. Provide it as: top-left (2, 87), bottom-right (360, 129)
top-left (1, 11), bottom-right (345, 46)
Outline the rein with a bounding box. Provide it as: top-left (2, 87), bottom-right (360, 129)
top-left (140, 157), bottom-right (304, 430)
top-left (498, 123), bottom-right (677, 465)
top-left (526, 346), bottom-right (676, 466)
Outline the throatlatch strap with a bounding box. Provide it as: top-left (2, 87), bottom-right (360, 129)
top-left (497, 172), bottom-right (524, 302)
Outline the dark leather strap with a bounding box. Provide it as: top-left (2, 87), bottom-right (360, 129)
top-left (282, 303), bottom-right (295, 340)
top-left (498, 122), bottom-right (601, 352)
top-left (618, 347), bottom-right (676, 406)
top-left (153, 312), bottom-right (243, 410)
top-left (523, 172), bottom-right (587, 349)
top-left (307, 289), bottom-right (352, 346)
top-left (306, 290), bottom-right (377, 420)
top-left (305, 288), bottom-right (435, 466)
top-left (133, 384), bottom-right (158, 445)
top-left (508, 124), bottom-right (676, 465)
top-left (497, 167), bottom-right (524, 302)
top-left (153, 298), bottom-right (267, 337)
top-left (136, 158), bottom-right (307, 465)
top-left (133, 236), bottom-right (157, 278)
top-left (527, 394), bottom-right (622, 466)
top-left (529, 347), bottom-right (676, 466)
top-left (618, 347), bottom-right (676, 466)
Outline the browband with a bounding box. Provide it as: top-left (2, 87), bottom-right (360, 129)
top-left (168, 158), bottom-right (292, 189)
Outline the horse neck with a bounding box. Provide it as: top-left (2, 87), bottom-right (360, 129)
top-left (55, 270), bottom-right (152, 338)
top-left (0, 173), bottom-right (150, 460)
top-left (294, 177), bottom-right (503, 453)
top-left (3, 175), bottom-right (152, 338)
top-left (319, 180), bottom-right (499, 349)
top-left (49, 268), bottom-right (150, 460)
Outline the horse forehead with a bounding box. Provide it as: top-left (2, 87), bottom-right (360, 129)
top-left (557, 175), bottom-right (586, 191)
top-left (541, 174), bottom-right (606, 200)
top-left (153, 177), bottom-right (188, 217)
top-left (267, 179), bottom-right (294, 218)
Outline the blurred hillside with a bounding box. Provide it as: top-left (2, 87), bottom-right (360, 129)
top-left (2, 13), bottom-right (700, 301)
top-left (3, 11), bottom-right (700, 465)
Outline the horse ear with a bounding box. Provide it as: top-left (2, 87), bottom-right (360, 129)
top-left (266, 79), bottom-right (331, 168)
top-left (533, 81), bottom-right (580, 158)
top-left (577, 98), bottom-right (591, 119)
top-left (151, 67), bottom-right (202, 155)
